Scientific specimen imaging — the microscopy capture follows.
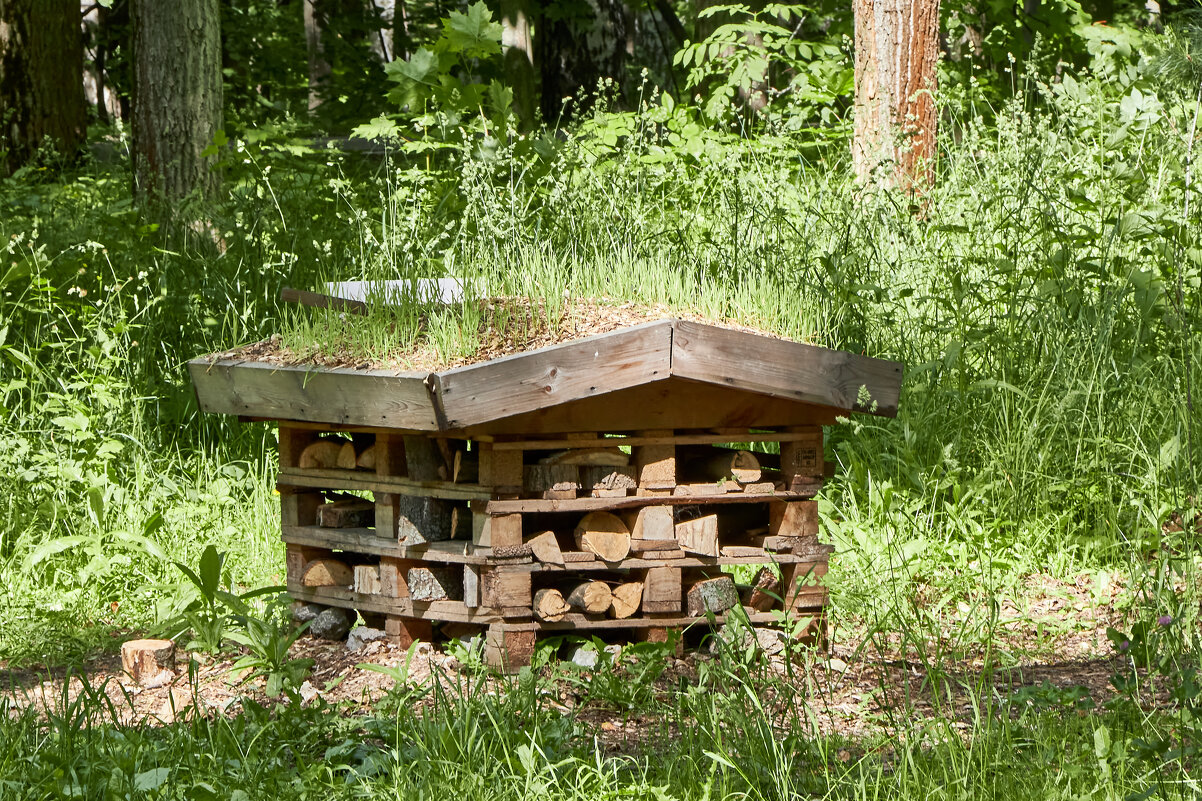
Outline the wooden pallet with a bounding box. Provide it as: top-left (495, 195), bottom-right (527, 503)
top-left (276, 423), bottom-right (832, 670)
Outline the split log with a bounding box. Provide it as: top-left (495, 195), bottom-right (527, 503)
top-left (121, 639), bottom-right (175, 685)
top-left (355, 443), bottom-right (377, 470)
top-left (534, 588), bottom-right (570, 622)
top-left (354, 565), bottom-right (382, 595)
top-left (623, 505), bottom-right (674, 540)
top-left (643, 567), bottom-right (682, 613)
top-left (407, 566), bottom-right (463, 601)
top-left (316, 499), bottom-right (375, 528)
top-left (393, 495), bottom-right (454, 545)
top-left (566, 581), bottom-right (613, 614)
top-left (452, 450), bottom-right (479, 483)
top-left (743, 567), bottom-right (780, 612)
top-left (336, 441), bottom-right (358, 470)
top-left (609, 582), bottom-right (645, 619)
top-left (298, 439), bottom-right (345, 469)
top-left (675, 514), bottom-right (719, 557)
top-left (573, 511), bottom-right (630, 562)
top-left (680, 447), bottom-right (762, 484)
top-left (302, 558), bottom-right (353, 587)
top-left (527, 530), bottom-right (564, 564)
top-left (403, 435), bottom-right (447, 481)
top-left (540, 448), bottom-right (629, 466)
top-left (686, 576), bottom-right (739, 617)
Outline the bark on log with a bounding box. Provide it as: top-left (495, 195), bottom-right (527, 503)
top-left (533, 588), bottom-right (570, 621)
top-left (566, 581), bottom-right (612, 614)
top-left (302, 558), bottom-right (353, 587)
top-left (581, 466), bottom-right (637, 492)
top-left (573, 511), bottom-right (630, 562)
top-left (394, 495), bottom-right (453, 545)
top-left (407, 566), bottom-right (463, 601)
top-left (743, 566), bottom-right (780, 612)
top-left (524, 464), bottom-right (581, 495)
top-left (686, 576), bottom-right (739, 616)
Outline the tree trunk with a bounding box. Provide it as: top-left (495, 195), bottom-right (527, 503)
top-left (536, 0), bottom-right (634, 123)
top-left (852, 0), bottom-right (940, 189)
top-left (500, 0), bottom-right (536, 128)
top-left (304, 0), bottom-right (330, 112)
top-left (0, 0), bottom-right (86, 175)
top-left (131, 0), bottom-right (222, 202)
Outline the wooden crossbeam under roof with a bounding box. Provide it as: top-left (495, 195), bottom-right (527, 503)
top-left (189, 319), bottom-right (903, 434)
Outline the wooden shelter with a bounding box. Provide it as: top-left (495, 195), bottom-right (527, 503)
top-left (189, 319), bottom-right (903, 669)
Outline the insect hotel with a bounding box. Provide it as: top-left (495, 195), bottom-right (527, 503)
top-left (189, 319), bottom-right (902, 670)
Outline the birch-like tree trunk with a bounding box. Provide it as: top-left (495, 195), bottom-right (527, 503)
top-left (0, 0), bottom-right (86, 175)
top-left (852, 0), bottom-right (940, 188)
top-left (131, 0), bottom-right (223, 202)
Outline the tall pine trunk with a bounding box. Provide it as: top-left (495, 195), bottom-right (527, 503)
top-left (0, 0), bottom-right (86, 175)
top-left (131, 0), bottom-right (223, 202)
top-left (852, 0), bottom-right (940, 188)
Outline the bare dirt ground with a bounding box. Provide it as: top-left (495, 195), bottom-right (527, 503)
top-left (0, 570), bottom-right (1162, 744)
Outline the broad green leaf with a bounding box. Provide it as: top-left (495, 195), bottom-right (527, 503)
top-left (133, 768), bottom-right (171, 791)
top-left (444, 2), bottom-right (502, 59)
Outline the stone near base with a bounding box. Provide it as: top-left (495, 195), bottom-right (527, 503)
top-left (309, 607), bottom-right (352, 640)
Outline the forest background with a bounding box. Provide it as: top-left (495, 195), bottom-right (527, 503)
top-left (1, 0), bottom-right (1201, 798)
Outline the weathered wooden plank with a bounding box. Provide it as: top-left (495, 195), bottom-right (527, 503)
top-left (430, 320), bottom-right (673, 429)
top-left (281, 526), bottom-right (520, 565)
top-left (276, 467), bottom-right (491, 501)
top-left (491, 430), bottom-right (827, 451)
top-left (671, 320), bottom-right (904, 417)
top-left (188, 357), bottom-right (438, 428)
top-left (485, 490), bottom-right (816, 515)
top-left (286, 583), bottom-right (506, 623)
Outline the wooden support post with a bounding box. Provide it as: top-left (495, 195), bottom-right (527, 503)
top-left (481, 567), bottom-right (532, 615)
top-left (642, 566), bottom-right (682, 613)
top-left (779, 427), bottom-right (823, 491)
top-left (635, 429), bottom-right (675, 492)
top-left (484, 624), bottom-right (537, 672)
top-left (781, 562), bottom-right (828, 613)
top-left (378, 556), bottom-right (409, 598)
top-left (374, 433), bottom-right (406, 538)
top-left (385, 616), bottom-right (432, 648)
top-left (280, 489), bottom-right (322, 528)
top-left (479, 443), bottom-right (523, 497)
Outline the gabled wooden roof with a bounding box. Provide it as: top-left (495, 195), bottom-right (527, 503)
top-left (189, 319), bottom-right (903, 434)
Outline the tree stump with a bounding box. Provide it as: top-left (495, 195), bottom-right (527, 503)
top-left (121, 639), bottom-right (176, 685)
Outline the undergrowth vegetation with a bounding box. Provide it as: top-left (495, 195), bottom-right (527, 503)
top-left (1, 25), bottom-right (1201, 798)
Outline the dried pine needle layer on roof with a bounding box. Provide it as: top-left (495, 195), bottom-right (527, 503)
top-left (215, 296), bottom-right (790, 373)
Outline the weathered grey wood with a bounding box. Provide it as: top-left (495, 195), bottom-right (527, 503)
top-left (486, 490), bottom-right (816, 515)
top-left (643, 567), bottom-right (682, 613)
top-left (276, 467), bottom-right (491, 501)
top-left (407, 566), bottom-right (463, 601)
top-left (284, 526), bottom-right (514, 564)
top-left (189, 358), bottom-right (438, 429)
top-left (431, 320), bottom-right (673, 429)
top-left (686, 576), bottom-right (740, 616)
top-left (286, 583), bottom-right (506, 623)
top-left (523, 464), bottom-right (581, 495)
top-left (671, 320), bottom-right (903, 417)
top-left (580, 466), bottom-right (637, 492)
top-left (317, 499), bottom-right (375, 528)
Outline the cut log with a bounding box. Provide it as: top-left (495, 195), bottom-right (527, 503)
top-left (609, 582), bottom-right (645, 619)
top-left (681, 447), bottom-right (762, 484)
top-left (121, 639), bottom-right (175, 685)
top-left (743, 566), bottom-right (780, 612)
top-left (316, 499), bottom-right (375, 528)
top-left (573, 511), bottom-right (630, 562)
top-left (354, 564), bottom-right (382, 595)
top-left (540, 447), bottom-right (629, 466)
top-left (527, 530), bottom-right (564, 564)
top-left (643, 567), bottom-right (682, 613)
top-left (298, 439), bottom-right (345, 469)
top-left (452, 450), bottom-right (479, 483)
top-left (482, 568), bottom-right (532, 609)
top-left (524, 464), bottom-right (581, 495)
top-left (686, 576), bottom-right (739, 617)
top-left (407, 566), bottom-right (463, 602)
top-left (581, 465), bottom-right (637, 492)
top-left (302, 558), bottom-right (353, 587)
top-left (566, 581), bottom-right (613, 614)
top-left (623, 505), bottom-right (674, 540)
top-left (336, 441), bottom-right (358, 470)
top-left (675, 514), bottom-right (719, 557)
top-left (355, 443), bottom-right (377, 470)
top-left (394, 495), bottom-right (454, 546)
top-left (533, 588), bottom-right (570, 621)
top-left (403, 435), bottom-right (447, 481)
